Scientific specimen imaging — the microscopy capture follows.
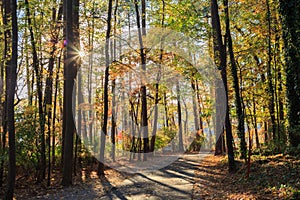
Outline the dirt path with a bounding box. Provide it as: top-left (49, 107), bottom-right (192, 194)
top-left (98, 153), bottom-right (207, 200)
top-left (34, 153), bottom-right (210, 200)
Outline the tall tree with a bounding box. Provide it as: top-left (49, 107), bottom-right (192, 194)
top-left (24, 0), bottom-right (46, 182)
top-left (52, 53), bottom-right (62, 170)
top-left (134, 0), bottom-right (148, 161)
top-left (211, 0), bottom-right (235, 172)
top-left (110, 0), bottom-right (119, 162)
top-left (150, 0), bottom-right (165, 155)
top-left (45, 3), bottom-right (63, 186)
top-left (279, 0), bottom-right (300, 147)
top-left (72, 0), bottom-right (80, 177)
top-left (97, 0), bottom-right (113, 176)
top-left (266, 0), bottom-right (277, 143)
top-left (0, 0), bottom-right (8, 187)
top-left (141, 0), bottom-right (149, 160)
top-left (61, 0), bottom-right (79, 186)
top-left (224, 0), bottom-right (247, 160)
top-left (5, 0), bottom-right (18, 198)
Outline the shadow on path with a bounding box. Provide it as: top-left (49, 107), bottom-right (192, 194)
top-left (99, 153), bottom-right (210, 200)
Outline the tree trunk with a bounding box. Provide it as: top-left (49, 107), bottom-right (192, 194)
top-left (0, 0), bottom-right (8, 187)
top-left (24, 0), bottom-right (46, 182)
top-left (150, 0), bottom-right (165, 154)
top-left (264, 121), bottom-right (268, 143)
top-left (279, 0), bottom-right (300, 147)
top-left (163, 92), bottom-right (169, 128)
top-left (52, 54), bottom-right (62, 169)
top-left (211, 0), bottom-right (225, 156)
top-left (252, 96), bottom-right (260, 148)
top-left (190, 79), bottom-right (202, 152)
top-left (45, 5), bottom-right (62, 186)
top-left (72, 0), bottom-right (80, 177)
top-left (61, 0), bottom-right (78, 186)
top-left (111, 79), bottom-right (116, 161)
top-left (111, 0), bottom-right (119, 162)
top-left (141, 0), bottom-right (149, 160)
top-left (177, 82), bottom-right (184, 152)
top-left (224, 0), bottom-right (247, 160)
top-left (266, 0), bottom-right (277, 143)
top-left (25, 31), bottom-right (33, 106)
top-left (5, 0), bottom-right (17, 198)
top-left (211, 0), bottom-right (235, 172)
top-left (134, 0), bottom-right (148, 160)
top-left (97, 0), bottom-right (113, 176)
top-left (214, 79), bottom-right (225, 155)
top-left (195, 80), bottom-right (203, 130)
top-left (75, 54), bottom-right (83, 173)
top-left (191, 80), bottom-right (200, 132)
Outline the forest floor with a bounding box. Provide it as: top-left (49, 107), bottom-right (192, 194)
top-left (4, 152), bottom-right (300, 199)
top-left (193, 153), bottom-right (300, 199)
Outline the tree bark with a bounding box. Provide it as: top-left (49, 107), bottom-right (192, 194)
top-left (45, 4), bottom-right (63, 186)
top-left (211, 0), bottom-right (235, 172)
top-left (97, 0), bottom-right (113, 176)
top-left (191, 80), bottom-right (200, 132)
top-left (224, 0), bottom-right (247, 160)
top-left (266, 0), bottom-right (277, 143)
top-left (177, 82), bottom-right (184, 152)
top-left (279, 0), bottom-right (300, 147)
top-left (150, 0), bottom-right (165, 154)
top-left (134, 0), bottom-right (149, 160)
top-left (110, 0), bottom-right (119, 162)
top-left (61, 0), bottom-right (78, 186)
top-left (0, 0), bottom-right (8, 187)
top-left (52, 54), bottom-right (62, 169)
top-left (195, 80), bottom-right (203, 130)
top-left (5, 0), bottom-right (17, 198)
top-left (252, 96), bottom-right (260, 148)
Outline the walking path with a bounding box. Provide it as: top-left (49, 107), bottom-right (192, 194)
top-left (36, 152), bottom-right (210, 200)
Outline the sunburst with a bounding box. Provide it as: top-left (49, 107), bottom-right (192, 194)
top-left (64, 41), bottom-right (87, 64)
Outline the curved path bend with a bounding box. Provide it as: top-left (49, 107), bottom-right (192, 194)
top-left (36, 152), bottom-right (210, 200)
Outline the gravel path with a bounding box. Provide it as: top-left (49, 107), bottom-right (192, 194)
top-left (34, 153), bottom-right (210, 200)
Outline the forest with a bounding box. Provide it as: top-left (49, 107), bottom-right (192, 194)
top-left (0, 0), bottom-right (300, 199)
